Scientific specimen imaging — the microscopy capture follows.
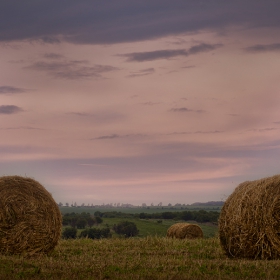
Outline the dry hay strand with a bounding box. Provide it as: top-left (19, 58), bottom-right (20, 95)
top-left (167, 223), bottom-right (203, 239)
top-left (219, 174), bottom-right (280, 260)
top-left (0, 175), bottom-right (62, 256)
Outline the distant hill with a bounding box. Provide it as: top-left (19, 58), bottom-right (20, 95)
top-left (191, 201), bottom-right (224, 206)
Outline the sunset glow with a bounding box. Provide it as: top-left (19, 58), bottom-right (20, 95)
top-left (1, 1), bottom-right (280, 205)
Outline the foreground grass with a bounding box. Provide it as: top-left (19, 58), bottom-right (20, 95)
top-left (1, 237), bottom-right (280, 279)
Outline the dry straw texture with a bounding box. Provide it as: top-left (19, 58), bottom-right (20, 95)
top-left (167, 223), bottom-right (203, 239)
top-left (0, 175), bottom-right (62, 255)
top-left (219, 174), bottom-right (280, 260)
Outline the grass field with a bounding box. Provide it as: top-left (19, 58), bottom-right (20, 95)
top-left (61, 206), bottom-right (219, 238)
top-left (100, 218), bottom-right (218, 238)
top-left (1, 237), bottom-right (280, 279)
top-left (2, 207), bottom-right (276, 279)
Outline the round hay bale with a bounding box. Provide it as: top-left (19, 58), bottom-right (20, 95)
top-left (0, 175), bottom-right (62, 255)
top-left (167, 223), bottom-right (203, 239)
top-left (219, 174), bottom-right (280, 259)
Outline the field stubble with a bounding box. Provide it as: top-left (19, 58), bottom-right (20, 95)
top-left (0, 237), bottom-right (280, 279)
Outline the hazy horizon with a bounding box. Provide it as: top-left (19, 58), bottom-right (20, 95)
top-left (57, 200), bottom-right (224, 207)
top-left (1, 1), bottom-right (280, 205)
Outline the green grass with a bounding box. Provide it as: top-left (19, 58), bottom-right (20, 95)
top-left (101, 218), bottom-right (218, 238)
top-left (1, 237), bottom-right (280, 279)
top-left (70, 218), bottom-right (218, 239)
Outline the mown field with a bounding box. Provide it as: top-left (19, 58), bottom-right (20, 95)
top-left (1, 207), bottom-right (279, 279)
top-left (1, 237), bottom-right (280, 279)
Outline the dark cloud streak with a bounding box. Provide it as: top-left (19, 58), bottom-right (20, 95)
top-left (94, 134), bottom-right (120, 140)
top-left (0, 86), bottom-right (26, 94)
top-left (122, 49), bottom-right (188, 62)
top-left (25, 60), bottom-right (119, 80)
top-left (0, 126), bottom-right (42, 130)
top-left (44, 53), bottom-right (64, 59)
top-left (92, 133), bottom-right (145, 140)
top-left (188, 43), bottom-right (222, 54)
top-left (127, 68), bottom-right (155, 78)
top-left (120, 43), bottom-right (222, 62)
top-left (170, 107), bottom-right (206, 113)
top-left (167, 130), bottom-right (223, 135)
top-left (171, 107), bottom-right (192, 112)
top-left (1, 1), bottom-right (280, 44)
top-left (0, 105), bottom-right (23, 114)
top-left (244, 43), bottom-right (280, 53)
top-left (67, 112), bottom-right (93, 117)
top-left (140, 102), bottom-right (161, 106)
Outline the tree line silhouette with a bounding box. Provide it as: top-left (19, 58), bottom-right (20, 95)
top-left (95, 209), bottom-right (219, 223)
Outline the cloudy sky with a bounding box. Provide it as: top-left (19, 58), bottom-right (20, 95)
top-left (1, 1), bottom-right (280, 205)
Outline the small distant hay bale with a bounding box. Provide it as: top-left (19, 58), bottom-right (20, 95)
top-left (0, 175), bottom-right (62, 255)
top-left (167, 223), bottom-right (203, 239)
top-left (219, 174), bottom-right (280, 259)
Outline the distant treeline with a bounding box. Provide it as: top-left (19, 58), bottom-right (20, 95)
top-left (62, 210), bottom-right (220, 226)
top-left (95, 210), bottom-right (220, 223)
top-left (63, 212), bottom-right (103, 228)
top-left (191, 201), bottom-right (224, 206)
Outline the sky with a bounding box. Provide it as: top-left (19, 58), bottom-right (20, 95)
top-left (1, 0), bottom-right (280, 206)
